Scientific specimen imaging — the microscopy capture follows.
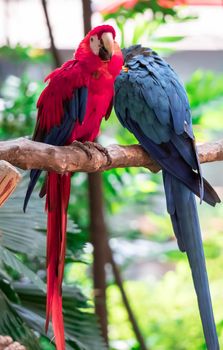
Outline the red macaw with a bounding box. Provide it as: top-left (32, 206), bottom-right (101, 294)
top-left (23, 25), bottom-right (123, 350)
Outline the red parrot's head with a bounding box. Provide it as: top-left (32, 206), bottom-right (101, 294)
top-left (88, 25), bottom-right (116, 61)
top-left (76, 25), bottom-right (118, 62)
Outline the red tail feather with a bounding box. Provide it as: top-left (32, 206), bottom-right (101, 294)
top-left (45, 172), bottom-right (71, 350)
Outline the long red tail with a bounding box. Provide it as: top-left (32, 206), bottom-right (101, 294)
top-left (45, 172), bottom-right (71, 350)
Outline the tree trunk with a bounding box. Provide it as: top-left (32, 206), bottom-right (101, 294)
top-left (82, 0), bottom-right (109, 344)
top-left (88, 173), bottom-right (108, 344)
top-left (82, 0), bottom-right (91, 34)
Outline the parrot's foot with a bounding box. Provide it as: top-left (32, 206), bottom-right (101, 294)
top-left (72, 141), bottom-right (94, 160)
top-left (0, 336), bottom-right (26, 350)
top-left (84, 142), bottom-right (112, 165)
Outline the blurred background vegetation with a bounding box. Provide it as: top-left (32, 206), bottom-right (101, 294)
top-left (0, 0), bottom-right (223, 349)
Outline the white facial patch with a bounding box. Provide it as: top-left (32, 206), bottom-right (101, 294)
top-left (90, 35), bottom-right (101, 56)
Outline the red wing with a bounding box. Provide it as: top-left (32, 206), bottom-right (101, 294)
top-left (33, 59), bottom-right (87, 142)
top-left (24, 60), bottom-right (88, 212)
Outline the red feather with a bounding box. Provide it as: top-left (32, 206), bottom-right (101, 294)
top-left (45, 172), bottom-right (70, 349)
top-left (32, 25), bottom-right (123, 350)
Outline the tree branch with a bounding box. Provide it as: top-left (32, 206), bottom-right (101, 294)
top-left (41, 0), bottom-right (61, 67)
top-left (0, 138), bottom-right (223, 174)
top-left (0, 160), bottom-right (21, 207)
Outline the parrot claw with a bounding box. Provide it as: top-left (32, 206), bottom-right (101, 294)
top-left (0, 336), bottom-right (26, 350)
top-left (84, 141), bottom-right (112, 165)
top-left (72, 140), bottom-right (93, 160)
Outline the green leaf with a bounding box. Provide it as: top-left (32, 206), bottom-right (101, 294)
top-left (0, 176), bottom-right (83, 259)
top-left (14, 283), bottom-right (107, 350)
top-left (0, 177), bottom-right (107, 349)
top-left (0, 179), bottom-right (46, 257)
top-left (151, 35), bottom-right (185, 43)
top-left (0, 289), bottom-right (41, 350)
top-left (132, 21), bottom-right (151, 45)
top-left (0, 246), bottom-right (46, 292)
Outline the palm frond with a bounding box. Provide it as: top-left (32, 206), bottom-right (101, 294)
top-left (0, 246), bottom-right (46, 292)
top-left (0, 177), bottom-right (107, 350)
top-left (0, 177), bottom-right (82, 259)
top-left (0, 289), bottom-right (41, 350)
top-left (14, 282), bottom-right (107, 350)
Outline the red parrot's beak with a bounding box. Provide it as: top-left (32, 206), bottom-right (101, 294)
top-left (99, 32), bottom-right (114, 61)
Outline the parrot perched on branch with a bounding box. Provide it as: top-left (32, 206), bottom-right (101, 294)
top-left (114, 45), bottom-right (221, 349)
top-left (23, 25), bottom-right (123, 350)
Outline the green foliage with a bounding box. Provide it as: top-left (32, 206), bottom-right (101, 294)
top-left (0, 180), bottom-right (107, 350)
top-left (14, 283), bottom-right (107, 350)
top-left (0, 44), bottom-right (51, 139)
top-left (0, 75), bottom-right (43, 139)
top-left (102, 0), bottom-right (195, 48)
top-left (103, 0), bottom-right (177, 21)
top-left (0, 45), bottom-right (51, 63)
top-left (0, 287), bottom-right (41, 350)
top-left (186, 70), bottom-right (223, 126)
top-left (106, 202), bottom-right (223, 349)
top-left (107, 256), bottom-right (223, 349)
top-left (183, 70), bottom-right (223, 142)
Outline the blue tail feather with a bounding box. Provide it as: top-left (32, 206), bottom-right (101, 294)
top-left (163, 171), bottom-right (219, 349)
top-left (23, 169), bottom-right (42, 212)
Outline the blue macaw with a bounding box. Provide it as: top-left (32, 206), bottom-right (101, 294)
top-left (114, 45), bottom-right (221, 349)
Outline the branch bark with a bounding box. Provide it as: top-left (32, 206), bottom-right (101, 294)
top-left (0, 161), bottom-right (21, 207)
top-left (0, 138), bottom-right (223, 174)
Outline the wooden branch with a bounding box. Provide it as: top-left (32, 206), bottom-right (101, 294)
top-left (0, 138), bottom-right (223, 174)
top-left (0, 161), bottom-right (21, 207)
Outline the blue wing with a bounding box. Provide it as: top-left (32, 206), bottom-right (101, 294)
top-left (114, 46), bottom-right (219, 206)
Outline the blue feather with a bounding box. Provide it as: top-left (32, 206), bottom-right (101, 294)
top-left (78, 87), bottom-right (88, 124)
top-left (23, 170), bottom-right (41, 212)
top-left (115, 45), bottom-right (221, 349)
top-left (163, 172), bottom-right (219, 349)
